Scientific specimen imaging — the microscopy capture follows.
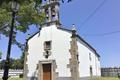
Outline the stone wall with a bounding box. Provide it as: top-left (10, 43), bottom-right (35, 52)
top-left (101, 67), bottom-right (120, 77)
top-left (0, 69), bottom-right (23, 77)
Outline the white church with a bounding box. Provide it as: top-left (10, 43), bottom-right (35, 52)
top-left (23, 0), bottom-right (101, 80)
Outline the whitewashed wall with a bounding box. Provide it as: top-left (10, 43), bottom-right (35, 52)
top-left (27, 24), bottom-right (101, 78)
top-left (27, 25), bottom-right (71, 77)
top-left (77, 39), bottom-right (101, 77)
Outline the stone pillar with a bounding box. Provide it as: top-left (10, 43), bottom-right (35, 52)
top-left (23, 42), bottom-right (29, 80)
top-left (69, 25), bottom-right (79, 80)
top-left (48, 6), bottom-right (52, 22)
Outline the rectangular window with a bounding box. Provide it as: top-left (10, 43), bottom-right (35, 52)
top-left (44, 41), bottom-right (52, 50)
top-left (89, 53), bottom-right (92, 61)
top-left (98, 57), bottom-right (100, 61)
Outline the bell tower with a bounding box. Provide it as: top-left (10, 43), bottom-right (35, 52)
top-left (40, 0), bottom-right (60, 26)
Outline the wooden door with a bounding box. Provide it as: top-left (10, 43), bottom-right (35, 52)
top-left (90, 67), bottom-right (93, 77)
top-left (43, 64), bottom-right (51, 80)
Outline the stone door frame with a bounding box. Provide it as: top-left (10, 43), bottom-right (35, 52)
top-left (38, 60), bottom-right (57, 80)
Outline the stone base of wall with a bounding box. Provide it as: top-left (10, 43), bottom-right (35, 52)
top-left (57, 77), bottom-right (90, 80)
top-left (26, 77), bottom-right (37, 80)
top-left (26, 77), bottom-right (90, 80)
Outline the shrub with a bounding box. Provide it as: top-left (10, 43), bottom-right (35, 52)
top-left (19, 74), bottom-right (23, 78)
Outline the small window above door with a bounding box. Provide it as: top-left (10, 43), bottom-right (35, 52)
top-left (44, 41), bottom-right (52, 50)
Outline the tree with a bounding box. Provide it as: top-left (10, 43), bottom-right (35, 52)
top-left (20, 52), bottom-right (24, 63)
top-left (0, 60), bottom-right (5, 69)
top-left (0, 0), bottom-right (44, 31)
top-left (0, 58), bottom-right (23, 69)
top-left (0, 0), bottom-right (45, 50)
top-left (11, 59), bottom-right (23, 69)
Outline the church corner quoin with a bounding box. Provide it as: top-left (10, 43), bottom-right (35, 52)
top-left (23, 0), bottom-right (101, 80)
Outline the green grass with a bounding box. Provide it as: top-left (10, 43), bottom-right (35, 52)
top-left (0, 78), bottom-right (23, 80)
top-left (0, 77), bottom-right (119, 80)
top-left (89, 77), bottom-right (120, 80)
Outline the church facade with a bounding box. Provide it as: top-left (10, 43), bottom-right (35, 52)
top-left (23, 0), bottom-right (101, 80)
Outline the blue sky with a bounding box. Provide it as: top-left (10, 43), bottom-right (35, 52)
top-left (0, 0), bottom-right (120, 67)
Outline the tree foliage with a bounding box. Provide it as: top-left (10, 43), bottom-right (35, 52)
top-left (0, 52), bottom-right (24, 69)
top-left (0, 0), bottom-right (45, 33)
top-left (0, 59), bottom-right (5, 69)
top-left (0, 0), bottom-right (45, 50)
